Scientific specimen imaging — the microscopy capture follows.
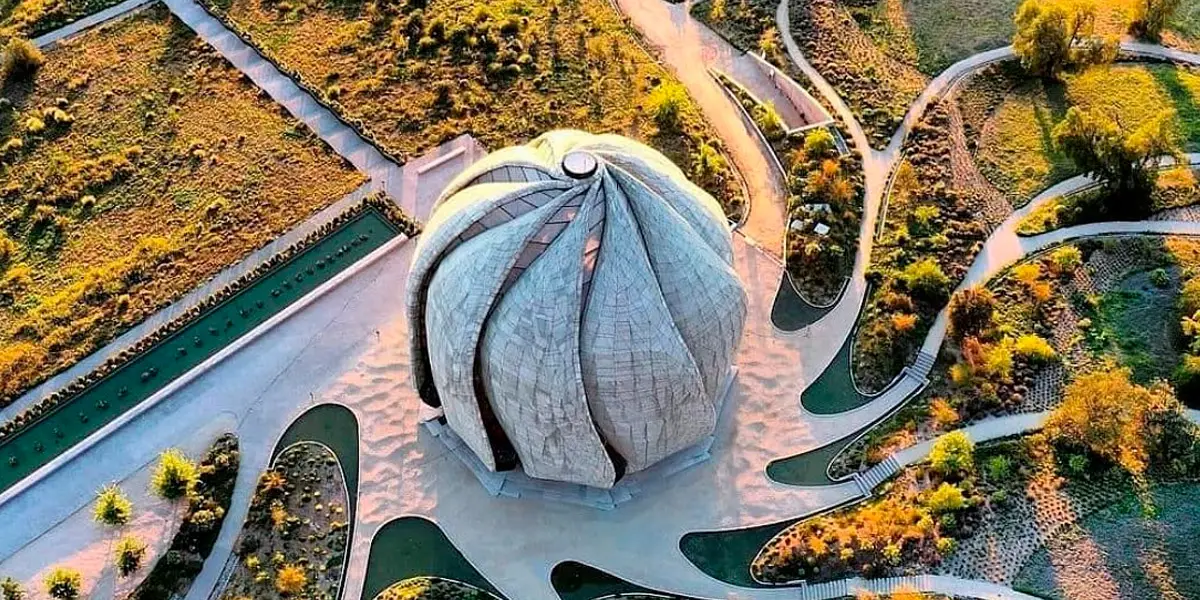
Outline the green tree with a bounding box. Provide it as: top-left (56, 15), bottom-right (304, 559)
top-left (43, 569), bottom-right (80, 600)
top-left (802, 128), bottom-right (837, 160)
top-left (1, 577), bottom-right (24, 600)
top-left (691, 141), bottom-right (725, 190)
top-left (1054, 106), bottom-right (1181, 212)
top-left (92, 484), bottom-right (132, 527)
top-left (113, 536), bottom-right (147, 578)
top-left (1013, 0), bottom-right (1117, 79)
top-left (151, 449), bottom-right (198, 501)
top-left (1130, 0), bottom-right (1182, 39)
top-left (901, 258), bottom-right (950, 301)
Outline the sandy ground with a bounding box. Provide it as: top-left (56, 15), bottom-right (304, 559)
top-left (0, 422), bottom-right (233, 600)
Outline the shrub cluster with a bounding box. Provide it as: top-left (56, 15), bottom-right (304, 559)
top-left (128, 434), bottom-right (240, 600)
top-left (377, 578), bottom-right (499, 600)
top-left (753, 434), bottom-right (981, 583)
top-left (856, 100), bottom-right (991, 391)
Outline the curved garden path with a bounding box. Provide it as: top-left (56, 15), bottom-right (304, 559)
top-left (615, 0), bottom-right (791, 257)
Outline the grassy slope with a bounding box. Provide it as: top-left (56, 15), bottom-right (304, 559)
top-left (212, 0), bottom-right (743, 218)
top-left (974, 62), bottom-right (1200, 203)
top-left (0, 6), bottom-right (363, 404)
top-left (901, 0), bottom-right (1200, 76)
top-left (0, 0), bottom-right (128, 39)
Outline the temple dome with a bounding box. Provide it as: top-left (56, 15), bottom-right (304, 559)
top-left (407, 130), bottom-right (746, 489)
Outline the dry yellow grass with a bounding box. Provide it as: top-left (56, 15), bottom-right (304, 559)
top-left (0, 6), bottom-right (363, 403)
top-left (209, 0), bottom-right (743, 217)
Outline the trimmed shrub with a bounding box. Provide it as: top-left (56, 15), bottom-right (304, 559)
top-left (93, 484), bottom-right (133, 526)
top-left (151, 449), bottom-right (198, 500)
top-left (1174, 354), bottom-right (1200, 407)
top-left (1, 577), bottom-right (24, 600)
top-left (275, 565), bottom-right (306, 595)
top-left (1014, 334), bottom-right (1056, 363)
top-left (114, 535), bottom-right (148, 577)
top-left (929, 431), bottom-right (974, 477)
top-left (948, 286), bottom-right (996, 339)
top-left (923, 482), bottom-right (966, 513)
top-left (43, 568), bottom-right (81, 600)
top-left (984, 455), bottom-right (1012, 482)
top-left (647, 83), bottom-right (686, 129)
top-left (803, 127), bottom-right (836, 159)
top-left (1048, 246), bottom-right (1082, 275)
top-left (2, 38), bottom-right (43, 83)
top-left (901, 259), bottom-right (950, 300)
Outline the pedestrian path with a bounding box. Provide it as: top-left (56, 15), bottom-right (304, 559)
top-left (161, 0), bottom-right (485, 222)
top-left (30, 0), bottom-right (155, 47)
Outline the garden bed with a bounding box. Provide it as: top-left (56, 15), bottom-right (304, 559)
top-left (756, 386), bottom-right (1200, 589)
top-left (853, 95), bottom-right (1008, 392)
top-left (129, 433), bottom-right (240, 600)
top-left (786, 0), bottom-right (927, 149)
top-left (195, 0), bottom-right (744, 220)
top-left (713, 71), bottom-right (862, 304)
top-left (221, 442), bottom-right (350, 600)
top-left (375, 577), bottom-right (501, 600)
top-left (0, 0), bottom-right (129, 39)
top-left (0, 5), bottom-right (364, 412)
top-left (834, 236), bottom-right (1186, 479)
top-left (363, 517), bottom-right (500, 600)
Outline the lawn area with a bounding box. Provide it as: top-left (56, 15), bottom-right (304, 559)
top-left (0, 0), bottom-right (128, 39)
top-left (0, 6), bottom-right (364, 409)
top-left (969, 62), bottom-right (1200, 204)
top-left (885, 0), bottom-right (1200, 76)
top-left (202, 0), bottom-right (743, 219)
top-left (1014, 483), bottom-right (1200, 600)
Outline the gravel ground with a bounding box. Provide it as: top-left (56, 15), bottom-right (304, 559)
top-left (1014, 483), bottom-right (1200, 600)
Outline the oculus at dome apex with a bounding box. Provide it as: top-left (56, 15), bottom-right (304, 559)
top-left (407, 130), bottom-right (747, 490)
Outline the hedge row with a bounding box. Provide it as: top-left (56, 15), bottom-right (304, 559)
top-left (0, 193), bottom-right (418, 442)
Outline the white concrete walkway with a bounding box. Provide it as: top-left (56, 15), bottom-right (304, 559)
top-left (161, 0), bottom-right (486, 222)
top-left (616, 0), bottom-right (790, 255)
top-left (30, 0), bottom-right (155, 48)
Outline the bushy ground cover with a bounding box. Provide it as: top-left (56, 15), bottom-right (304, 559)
top-left (845, 0), bottom-right (1200, 77)
top-left (129, 434), bottom-right (240, 600)
top-left (757, 369), bottom-right (1200, 587)
top-left (0, 0), bottom-right (127, 40)
top-left (855, 98), bottom-right (1007, 392)
top-left (1018, 167), bottom-right (1200, 234)
top-left (787, 0), bottom-right (927, 149)
top-left (201, 0), bottom-right (743, 219)
top-left (221, 443), bottom-right (350, 600)
top-left (714, 71), bottom-right (862, 303)
top-left (0, 6), bottom-right (364, 409)
top-left (965, 61), bottom-right (1200, 204)
top-left (838, 236), bottom-right (1189, 477)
